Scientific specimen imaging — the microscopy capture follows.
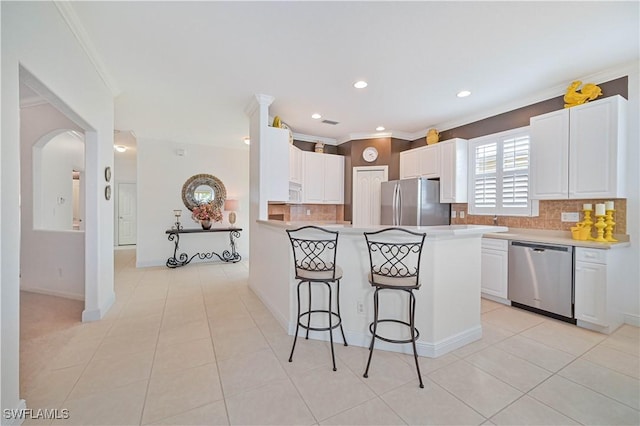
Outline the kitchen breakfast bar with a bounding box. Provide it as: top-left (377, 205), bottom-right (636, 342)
top-left (249, 220), bottom-right (507, 358)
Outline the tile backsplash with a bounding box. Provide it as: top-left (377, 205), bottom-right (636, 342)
top-left (451, 199), bottom-right (627, 234)
top-left (268, 204), bottom-right (345, 223)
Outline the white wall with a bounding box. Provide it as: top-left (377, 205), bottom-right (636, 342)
top-left (20, 105), bottom-right (86, 300)
top-left (38, 132), bottom-right (84, 230)
top-left (621, 62), bottom-right (640, 325)
top-left (114, 132), bottom-right (137, 246)
top-left (1, 1), bottom-right (115, 416)
top-left (136, 139), bottom-right (249, 267)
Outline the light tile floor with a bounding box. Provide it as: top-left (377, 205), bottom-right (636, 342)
top-left (19, 248), bottom-right (640, 425)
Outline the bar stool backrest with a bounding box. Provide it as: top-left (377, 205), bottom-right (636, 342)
top-left (286, 226), bottom-right (339, 280)
top-left (364, 228), bottom-right (426, 286)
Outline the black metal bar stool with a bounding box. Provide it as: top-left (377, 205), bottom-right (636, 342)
top-left (286, 226), bottom-right (348, 371)
top-left (362, 227), bottom-right (426, 388)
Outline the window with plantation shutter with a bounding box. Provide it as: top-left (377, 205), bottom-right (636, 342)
top-left (468, 127), bottom-right (538, 216)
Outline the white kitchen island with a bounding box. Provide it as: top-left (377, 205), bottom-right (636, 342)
top-left (249, 220), bottom-right (507, 358)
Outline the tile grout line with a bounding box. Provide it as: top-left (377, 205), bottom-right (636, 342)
top-left (137, 275), bottom-right (168, 426)
top-left (201, 276), bottom-right (233, 426)
top-left (241, 286), bottom-right (321, 425)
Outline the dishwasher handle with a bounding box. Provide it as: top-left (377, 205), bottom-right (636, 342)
top-left (510, 240), bottom-right (572, 253)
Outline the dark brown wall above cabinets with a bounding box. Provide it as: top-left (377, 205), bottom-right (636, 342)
top-left (409, 76), bottom-right (629, 148)
top-left (292, 140), bottom-right (338, 154)
top-left (338, 137), bottom-right (411, 222)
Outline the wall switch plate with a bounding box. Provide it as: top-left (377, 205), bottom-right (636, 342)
top-left (451, 210), bottom-right (457, 218)
top-left (306, 209), bottom-right (311, 216)
top-left (356, 300), bottom-right (365, 316)
top-left (460, 211), bottom-right (465, 219)
top-left (561, 212), bottom-right (579, 222)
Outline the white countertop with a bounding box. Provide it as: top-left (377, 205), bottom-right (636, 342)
top-left (483, 227), bottom-right (630, 249)
top-left (257, 220), bottom-right (508, 238)
top-left (258, 220), bottom-right (630, 248)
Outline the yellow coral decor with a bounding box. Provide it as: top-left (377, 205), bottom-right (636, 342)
top-left (426, 128), bottom-right (439, 145)
top-left (564, 81), bottom-right (602, 108)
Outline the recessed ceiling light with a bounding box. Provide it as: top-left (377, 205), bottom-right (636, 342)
top-left (354, 80), bottom-right (368, 89)
top-left (243, 137), bottom-right (250, 145)
top-left (114, 145), bottom-right (127, 153)
top-left (311, 113), bottom-right (322, 119)
top-left (376, 126), bottom-right (385, 131)
top-left (457, 90), bottom-right (471, 98)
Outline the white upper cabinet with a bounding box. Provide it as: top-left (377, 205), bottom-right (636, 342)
top-left (400, 149), bottom-right (420, 179)
top-left (530, 109), bottom-right (570, 199)
top-left (530, 95), bottom-right (627, 199)
top-left (323, 153), bottom-right (344, 204)
top-left (439, 138), bottom-right (468, 203)
top-left (399, 140), bottom-right (467, 202)
top-left (400, 144), bottom-right (440, 179)
top-left (570, 96), bottom-right (626, 199)
top-left (289, 144), bottom-right (303, 184)
top-left (265, 127), bottom-right (291, 202)
top-left (419, 144), bottom-right (440, 178)
top-left (302, 151), bottom-right (344, 204)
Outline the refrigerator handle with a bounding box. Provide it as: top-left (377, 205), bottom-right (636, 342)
top-left (396, 184), bottom-right (402, 226)
top-left (392, 183), bottom-right (398, 226)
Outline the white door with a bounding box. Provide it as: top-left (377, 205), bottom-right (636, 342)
top-left (352, 166), bottom-right (388, 227)
top-left (118, 183), bottom-right (137, 245)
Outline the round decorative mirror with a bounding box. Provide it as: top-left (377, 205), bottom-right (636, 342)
top-left (182, 174), bottom-right (226, 211)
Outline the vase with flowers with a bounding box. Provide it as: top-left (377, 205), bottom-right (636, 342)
top-left (191, 202), bottom-right (223, 230)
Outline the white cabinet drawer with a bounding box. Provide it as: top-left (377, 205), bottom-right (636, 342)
top-left (575, 247), bottom-right (607, 264)
top-left (482, 238), bottom-right (508, 251)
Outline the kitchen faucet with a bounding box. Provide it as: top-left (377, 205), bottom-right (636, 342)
top-left (493, 215), bottom-right (498, 225)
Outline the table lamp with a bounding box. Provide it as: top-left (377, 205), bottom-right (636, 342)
top-left (225, 199), bottom-right (239, 226)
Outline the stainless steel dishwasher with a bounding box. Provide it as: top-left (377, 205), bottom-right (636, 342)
top-left (508, 241), bottom-right (575, 323)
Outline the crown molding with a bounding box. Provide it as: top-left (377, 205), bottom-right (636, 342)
top-left (417, 60), bottom-right (639, 139)
top-left (244, 93), bottom-right (274, 117)
top-left (20, 96), bottom-right (49, 109)
top-left (291, 132), bottom-right (338, 146)
top-left (339, 130), bottom-right (414, 143)
top-left (54, 1), bottom-right (121, 96)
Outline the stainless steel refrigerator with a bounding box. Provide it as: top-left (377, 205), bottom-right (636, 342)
top-left (381, 178), bottom-right (450, 226)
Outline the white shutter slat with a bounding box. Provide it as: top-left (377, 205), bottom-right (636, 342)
top-left (469, 128), bottom-right (533, 216)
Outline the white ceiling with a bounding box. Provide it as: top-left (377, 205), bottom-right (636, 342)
top-left (70, 1), bottom-right (639, 148)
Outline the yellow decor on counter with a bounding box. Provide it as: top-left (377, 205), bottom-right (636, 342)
top-left (605, 209), bottom-right (618, 242)
top-left (571, 223), bottom-right (590, 241)
top-left (593, 215), bottom-right (607, 242)
top-left (564, 81), bottom-right (603, 108)
top-left (426, 128), bottom-right (439, 145)
top-left (272, 116), bottom-right (282, 128)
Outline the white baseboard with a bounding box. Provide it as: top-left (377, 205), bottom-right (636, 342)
top-left (624, 313), bottom-right (640, 327)
top-left (135, 259), bottom-right (166, 268)
top-left (481, 293), bottom-right (511, 306)
top-left (2, 399), bottom-right (27, 426)
top-left (290, 324), bottom-right (482, 358)
top-left (82, 290), bottom-right (115, 322)
top-left (20, 287), bottom-right (84, 301)
top-left (249, 283), bottom-right (289, 333)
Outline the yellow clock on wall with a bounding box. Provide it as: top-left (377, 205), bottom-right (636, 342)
top-left (362, 146), bottom-right (378, 162)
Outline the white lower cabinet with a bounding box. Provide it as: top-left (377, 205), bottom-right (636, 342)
top-left (481, 238), bottom-right (509, 304)
top-left (574, 247), bottom-right (623, 334)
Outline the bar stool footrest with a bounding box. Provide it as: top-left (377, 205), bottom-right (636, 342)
top-left (368, 319), bottom-right (420, 344)
top-left (298, 310), bottom-right (343, 332)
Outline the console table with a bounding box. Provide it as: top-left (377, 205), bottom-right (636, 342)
top-left (165, 227), bottom-right (242, 268)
